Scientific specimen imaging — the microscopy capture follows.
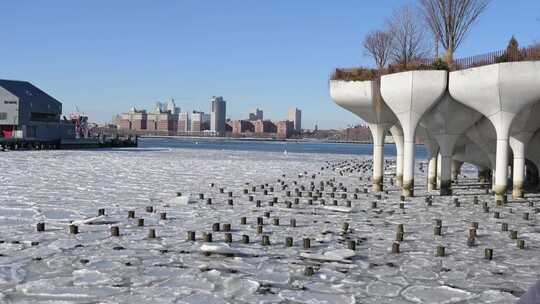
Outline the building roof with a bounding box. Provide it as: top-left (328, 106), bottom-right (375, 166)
top-left (0, 79), bottom-right (61, 106)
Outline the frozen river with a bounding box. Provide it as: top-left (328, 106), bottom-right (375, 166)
top-left (0, 144), bottom-right (537, 303)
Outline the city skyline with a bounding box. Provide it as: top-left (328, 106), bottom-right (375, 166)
top-left (0, 1), bottom-right (538, 129)
top-left (122, 98), bottom-right (305, 128)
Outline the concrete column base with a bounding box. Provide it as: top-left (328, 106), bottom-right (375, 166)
top-left (439, 180), bottom-right (452, 196)
top-left (494, 185), bottom-right (507, 201)
top-left (372, 176), bottom-right (383, 193)
top-left (402, 180), bottom-right (414, 197)
top-left (396, 175), bottom-right (403, 187)
top-left (512, 184), bottom-right (524, 199)
top-left (427, 177), bottom-right (437, 191)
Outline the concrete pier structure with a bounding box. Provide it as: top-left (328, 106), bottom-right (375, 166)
top-left (330, 61), bottom-right (540, 201)
top-left (380, 70), bottom-right (447, 197)
top-left (330, 79), bottom-right (397, 192)
top-left (450, 62), bottom-right (540, 200)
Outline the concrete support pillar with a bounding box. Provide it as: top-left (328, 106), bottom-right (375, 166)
top-left (427, 155), bottom-right (438, 191)
top-left (510, 134), bottom-right (533, 199)
top-left (390, 125), bottom-right (404, 187)
top-left (369, 124), bottom-right (387, 192)
top-left (494, 138), bottom-right (509, 200)
top-left (380, 70), bottom-right (447, 197)
top-left (436, 153), bottom-right (442, 189)
top-left (451, 160), bottom-right (463, 181)
top-left (437, 136), bottom-right (458, 196)
top-left (402, 135), bottom-right (416, 197)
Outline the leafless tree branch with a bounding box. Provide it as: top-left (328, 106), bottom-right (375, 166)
top-left (363, 30), bottom-right (394, 69)
top-left (387, 5), bottom-right (429, 66)
top-left (419, 0), bottom-right (491, 63)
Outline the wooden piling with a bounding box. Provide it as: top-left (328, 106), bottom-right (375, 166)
top-left (436, 246), bottom-right (445, 257)
top-left (262, 235), bottom-right (270, 246)
top-left (285, 237), bottom-right (293, 247)
top-left (348, 240), bottom-right (356, 250)
top-left (69, 224), bottom-right (79, 234)
top-left (128, 210), bottom-right (135, 218)
top-left (212, 223), bottom-right (220, 232)
top-left (484, 248), bottom-right (493, 260)
top-left (146, 206), bottom-right (153, 213)
top-left (98, 208), bottom-right (105, 216)
top-left (148, 229), bottom-right (156, 239)
top-left (225, 233), bottom-right (232, 243)
top-left (392, 242), bottom-right (400, 254)
top-left (290, 218), bottom-right (296, 227)
top-left (36, 222), bottom-right (45, 232)
top-left (160, 212), bottom-right (167, 220)
top-left (111, 226), bottom-right (119, 237)
top-left (303, 238), bottom-right (311, 249)
top-left (187, 231), bottom-right (195, 241)
top-left (203, 232), bottom-right (212, 242)
top-left (138, 219), bottom-right (144, 227)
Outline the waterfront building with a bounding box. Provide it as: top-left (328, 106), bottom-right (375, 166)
top-left (191, 111), bottom-right (203, 132)
top-left (287, 107), bottom-right (302, 133)
top-left (211, 96), bottom-right (226, 135)
top-left (232, 120), bottom-right (254, 134)
top-left (178, 112), bottom-right (190, 132)
top-left (118, 105), bottom-right (178, 134)
top-left (276, 120), bottom-right (294, 139)
top-left (254, 119), bottom-right (276, 133)
top-left (0, 79), bottom-right (74, 141)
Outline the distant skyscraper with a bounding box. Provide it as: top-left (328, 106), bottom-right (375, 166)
top-left (155, 102), bottom-right (164, 113)
top-left (191, 111), bottom-right (203, 132)
top-left (249, 108), bottom-right (263, 121)
top-left (178, 112), bottom-right (190, 132)
top-left (288, 107), bottom-right (302, 133)
top-left (166, 98), bottom-right (179, 115)
top-left (211, 96), bottom-right (227, 135)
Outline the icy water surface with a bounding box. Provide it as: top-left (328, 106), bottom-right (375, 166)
top-left (0, 146), bottom-right (538, 303)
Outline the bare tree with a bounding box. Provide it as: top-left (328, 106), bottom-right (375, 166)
top-left (420, 0), bottom-right (491, 64)
top-left (363, 30), bottom-right (393, 69)
top-left (387, 5), bottom-right (429, 66)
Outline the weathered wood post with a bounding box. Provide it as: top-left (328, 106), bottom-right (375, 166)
top-left (36, 222), bottom-right (45, 232)
top-left (111, 226), bottom-right (120, 237)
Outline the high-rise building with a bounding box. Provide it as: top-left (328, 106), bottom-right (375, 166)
top-left (249, 108), bottom-right (263, 121)
top-left (287, 107), bottom-right (302, 133)
top-left (254, 120), bottom-right (276, 133)
top-left (166, 98), bottom-right (180, 115)
top-left (277, 120), bottom-right (294, 139)
top-left (178, 112), bottom-right (190, 132)
top-left (191, 111), bottom-right (203, 132)
top-left (211, 96), bottom-right (227, 135)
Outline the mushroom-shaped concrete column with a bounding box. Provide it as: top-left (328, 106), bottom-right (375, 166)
top-left (389, 124), bottom-right (404, 187)
top-left (420, 93), bottom-right (482, 195)
top-left (417, 126), bottom-right (439, 192)
top-left (509, 102), bottom-right (540, 198)
top-left (450, 62), bottom-right (540, 200)
top-left (330, 79), bottom-right (397, 192)
top-left (381, 70), bottom-right (448, 197)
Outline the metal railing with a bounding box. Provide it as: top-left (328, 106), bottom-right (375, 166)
top-left (453, 46), bottom-right (540, 70)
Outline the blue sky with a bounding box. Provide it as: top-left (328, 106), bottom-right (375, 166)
top-left (0, 1), bottom-right (538, 129)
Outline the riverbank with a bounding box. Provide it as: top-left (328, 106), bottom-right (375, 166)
top-left (141, 134), bottom-right (374, 145)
